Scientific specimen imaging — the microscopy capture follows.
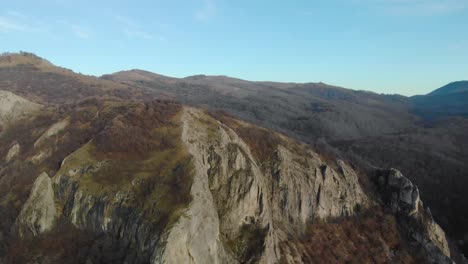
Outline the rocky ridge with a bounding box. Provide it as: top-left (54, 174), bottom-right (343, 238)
top-left (0, 97), bottom-right (456, 263)
top-left (0, 52), bottom-right (462, 263)
top-left (376, 168), bottom-right (454, 263)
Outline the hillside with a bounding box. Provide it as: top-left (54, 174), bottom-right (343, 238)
top-left (0, 52), bottom-right (160, 105)
top-left (411, 81), bottom-right (468, 120)
top-left (106, 68), bottom-right (468, 258)
top-left (0, 53), bottom-right (464, 263)
top-left (104, 70), bottom-right (418, 141)
top-left (429, 81), bottom-right (468, 96)
top-left (0, 95), bottom-right (454, 263)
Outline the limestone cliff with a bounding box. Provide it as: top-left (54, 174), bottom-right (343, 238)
top-left (375, 168), bottom-right (454, 264)
top-left (0, 94), bottom-right (457, 263)
top-left (161, 108), bottom-right (368, 263)
top-left (16, 172), bottom-right (57, 237)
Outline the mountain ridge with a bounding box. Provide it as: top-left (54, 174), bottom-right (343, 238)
top-left (0, 52), bottom-right (467, 262)
top-left (3, 52), bottom-right (463, 98)
top-left (0, 90), bottom-right (455, 263)
top-left (99, 56), bottom-right (468, 259)
top-left (428, 81), bottom-right (468, 96)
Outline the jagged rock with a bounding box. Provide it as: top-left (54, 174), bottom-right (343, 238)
top-left (314, 159), bottom-right (367, 219)
top-left (376, 168), bottom-right (453, 264)
top-left (161, 108), bottom-right (236, 264)
top-left (161, 108), bottom-right (368, 264)
top-left (377, 168), bottom-right (421, 215)
top-left (16, 172), bottom-right (57, 237)
top-left (52, 169), bottom-right (160, 263)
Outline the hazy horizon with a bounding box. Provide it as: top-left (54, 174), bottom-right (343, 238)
top-left (1, 0), bottom-right (467, 96)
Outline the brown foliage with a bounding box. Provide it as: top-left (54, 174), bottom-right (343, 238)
top-left (281, 209), bottom-right (423, 264)
top-left (93, 101), bottom-right (181, 157)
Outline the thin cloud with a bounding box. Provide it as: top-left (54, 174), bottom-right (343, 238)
top-left (114, 15), bottom-right (166, 41)
top-left (123, 28), bottom-right (156, 40)
top-left (57, 20), bottom-right (93, 39)
top-left (295, 10), bottom-right (316, 16)
top-left (114, 15), bottom-right (139, 29)
top-left (6, 11), bottom-right (28, 20)
top-left (353, 0), bottom-right (468, 16)
top-left (0, 17), bottom-right (27, 32)
top-left (70, 24), bottom-right (92, 39)
top-left (0, 12), bottom-right (43, 33)
top-left (195, 0), bottom-right (216, 21)
top-left (448, 39), bottom-right (468, 51)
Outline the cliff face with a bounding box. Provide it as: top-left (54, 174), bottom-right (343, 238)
top-left (16, 172), bottom-right (57, 237)
top-left (162, 108), bottom-right (367, 263)
top-left (0, 88), bottom-right (456, 263)
top-left (375, 169), bottom-right (454, 263)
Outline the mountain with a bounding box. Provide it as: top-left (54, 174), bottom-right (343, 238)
top-left (105, 69), bottom-right (468, 259)
top-left (0, 53), bottom-right (464, 263)
top-left (103, 70), bottom-right (418, 141)
top-left (429, 81), bottom-right (468, 96)
top-left (0, 52), bottom-right (159, 105)
top-left (410, 81), bottom-right (468, 120)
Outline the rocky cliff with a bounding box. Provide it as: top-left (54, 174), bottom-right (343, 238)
top-left (0, 89), bottom-right (457, 263)
top-left (375, 168), bottom-right (454, 263)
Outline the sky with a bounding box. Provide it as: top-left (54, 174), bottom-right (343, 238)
top-left (0, 0), bottom-right (467, 96)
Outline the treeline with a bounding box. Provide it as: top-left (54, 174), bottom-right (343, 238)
top-left (0, 51), bottom-right (39, 57)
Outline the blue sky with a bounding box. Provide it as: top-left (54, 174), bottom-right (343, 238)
top-left (0, 0), bottom-right (467, 95)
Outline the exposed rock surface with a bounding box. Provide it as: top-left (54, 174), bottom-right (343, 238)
top-left (0, 90), bottom-right (41, 130)
top-left (376, 168), bottom-right (454, 264)
top-left (34, 119), bottom-right (69, 148)
top-left (0, 53), bottom-right (462, 263)
top-left (162, 108), bottom-right (368, 263)
top-left (0, 100), bottom-right (458, 263)
top-left (161, 108), bottom-right (235, 264)
top-left (5, 143), bottom-right (20, 162)
top-left (16, 172), bottom-right (57, 237)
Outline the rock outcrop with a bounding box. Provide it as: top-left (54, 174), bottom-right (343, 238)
top-left (34, 119), bottom-right (69, 148)
top-left (376, 168), bottom-right (454, 264)
top-left (160, 110), bottom-right (235, 264)
top-left (1, 102), bottom-right (457, 263)
top-left (0, 90), bottom-right (41, 130)
top-left (5, 142), bottom-right (20, 162)
top-left (16, 172), bottom-right (57, 237)
top-left (162, 108), bottom-right (368, 263)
